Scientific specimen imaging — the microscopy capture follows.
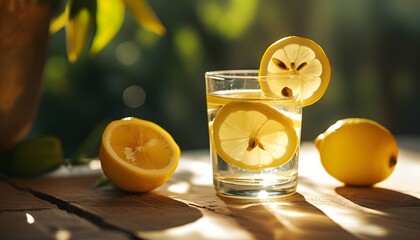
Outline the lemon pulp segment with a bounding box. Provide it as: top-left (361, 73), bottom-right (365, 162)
top-left (99, 117), bottom-right (180, 192)
top-left (109, 122), bottom-right (172, 170)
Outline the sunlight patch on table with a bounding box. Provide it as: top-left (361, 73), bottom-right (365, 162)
top-left (25, 213), bottom-right (35, 224)
top-left (167, 181), bottom-right (191, 194)
top-left (54, 229), bottom-right (71, 240)
top-left (139, 213), bottom-right (252, 240)
top-left (304, 193), bottom-right (389, 238)
top-left (177, 151), bottom-right (213, 186)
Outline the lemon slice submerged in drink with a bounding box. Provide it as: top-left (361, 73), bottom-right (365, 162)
top-left (212, 101), bottom-right (298, 171)
top-left (258, 36), bottom-right (331, 107)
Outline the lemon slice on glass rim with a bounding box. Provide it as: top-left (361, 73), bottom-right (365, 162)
top-left (212, 101), bottom-right (298, 171)
top-left (258, 36), bottom-right (331, 107)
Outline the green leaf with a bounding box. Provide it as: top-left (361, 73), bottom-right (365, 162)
top-left (66, 0), bottom-right (97, 62)
top-left (49, 4), bottom-right (69, 34)
top-left (93, 176), bottom-right (119, 191)
top-left (123, 0), bottom-right (166, 36)
top-left (90, 0), bottom-right (125, 55)
top-left (69, 119), bottom-right (110, 165)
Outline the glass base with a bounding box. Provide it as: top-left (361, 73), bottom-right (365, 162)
top-left (214, 176), bottom-right (298, 199)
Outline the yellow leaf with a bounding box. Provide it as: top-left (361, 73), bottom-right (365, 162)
top-left (123, 0), bottom-right (166, 36)
top-left (49, 4), bottom-right (70, 34)
top-left (90, 0), bottom-right (125, 55)
top-left (66, 8), bottom-right (93, 62)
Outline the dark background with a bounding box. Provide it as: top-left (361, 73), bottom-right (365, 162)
top-left (30, 0), bottom-right (420, 157)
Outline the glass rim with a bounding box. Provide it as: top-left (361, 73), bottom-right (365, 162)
top-left (205, 70), bottom-right (259, 80)
top-left (205, 70), bottom-right (298, 81)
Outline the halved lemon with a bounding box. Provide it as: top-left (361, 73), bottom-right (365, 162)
top-left (212, 101), bottom-right (298, 171)
top-left (259, 36), bottom-right (331, 107)
top-left (99, 117), bottom-right (180, 192)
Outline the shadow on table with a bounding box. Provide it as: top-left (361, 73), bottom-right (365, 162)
top-left (8, 174), bottom-right (203, 236)
top-left (218, 193), bottom-right (356, 240)
top-left (91, 180), bottom-right (204, 232)
top-left (336, 186), bottom-right (420, 238)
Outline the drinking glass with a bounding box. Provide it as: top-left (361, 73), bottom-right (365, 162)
top-left (205, 70), bottom-right (302, 198)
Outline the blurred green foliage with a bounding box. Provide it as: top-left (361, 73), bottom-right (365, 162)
top-left (31, 0), bottom-right (420, 156)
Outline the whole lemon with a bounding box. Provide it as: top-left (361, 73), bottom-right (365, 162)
top-left (315, 118), bottom-right (398, 186)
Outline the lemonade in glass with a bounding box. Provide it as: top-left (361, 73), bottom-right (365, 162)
top-left (206, 70), bottom-right (302, 198)
top-left (205, 36), bottom-right (330, 198)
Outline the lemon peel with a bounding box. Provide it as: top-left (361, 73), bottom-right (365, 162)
top-left (99, 117), bottom-right (180, 192)
top-left (259, 36), bottom-right (331, 107)
top-left (315, 118), bottom-right (398, 186)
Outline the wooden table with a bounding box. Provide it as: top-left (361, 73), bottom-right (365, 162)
top-left (1, 138), bottom-right (419, 239)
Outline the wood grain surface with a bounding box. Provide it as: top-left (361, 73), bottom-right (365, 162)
top-left (1, 139), bottom-right (419, 239)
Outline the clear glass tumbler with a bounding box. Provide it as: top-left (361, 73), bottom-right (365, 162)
top-left (205, 70), bottom-right (302, 198)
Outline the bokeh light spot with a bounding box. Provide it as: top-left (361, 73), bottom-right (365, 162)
top-left (122, 85), bottom-right (146, 108)
top-left (115, 41), bottom-right (141, 65)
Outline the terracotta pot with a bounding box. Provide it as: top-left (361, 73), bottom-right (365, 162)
top-left (0, 0), bottom-right (52, 153)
